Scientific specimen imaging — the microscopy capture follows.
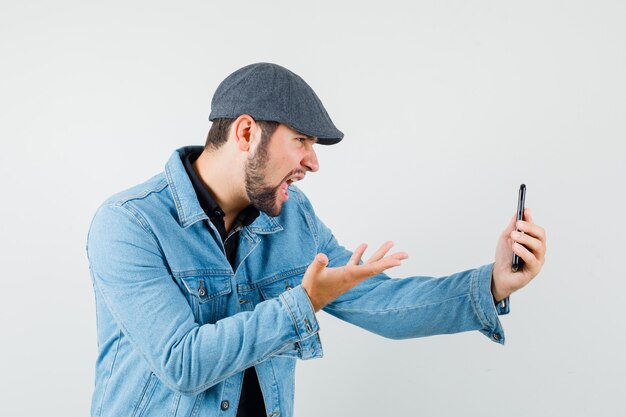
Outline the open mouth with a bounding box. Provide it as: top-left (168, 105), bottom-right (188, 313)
top-left (280, 174), bottom-right (305, 201)
top-left (286, 173), bottom-right (304, 185)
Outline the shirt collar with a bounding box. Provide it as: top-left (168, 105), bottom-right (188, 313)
top-left (182, 148), bottom-right (226, 218)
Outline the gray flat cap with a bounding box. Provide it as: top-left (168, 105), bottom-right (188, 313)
top-left (209, 63), bottom-right (343, 145)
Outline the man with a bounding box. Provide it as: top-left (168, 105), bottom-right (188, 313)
top-left (86, 62), bottom-right (546, 417)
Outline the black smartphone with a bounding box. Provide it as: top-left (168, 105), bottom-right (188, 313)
top-left (512, 184), bottom-right (526, 272)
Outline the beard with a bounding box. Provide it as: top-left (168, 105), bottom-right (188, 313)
top-left (245, 140), bottom-right (290, 217)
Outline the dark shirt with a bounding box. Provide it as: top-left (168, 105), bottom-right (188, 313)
top-left (183, 150), bottom-right (265, 417)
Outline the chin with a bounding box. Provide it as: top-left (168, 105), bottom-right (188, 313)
top-left (250, 189), bottom-right (286, 217)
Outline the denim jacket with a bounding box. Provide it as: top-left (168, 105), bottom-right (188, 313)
top-left (86, 146), bottom-right (509, 417)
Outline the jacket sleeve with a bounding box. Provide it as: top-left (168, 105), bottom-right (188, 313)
top-left (86, 203), bottom-right (321, 396)
top-left (295, 189), bottom-right (508, 344)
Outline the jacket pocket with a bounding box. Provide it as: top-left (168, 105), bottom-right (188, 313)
top-left (132, 373), bottom-right (159, 417)
top-left (258, 265), bottom-right (308, 301)
top-left (180, 274), bottom-right (232, 324)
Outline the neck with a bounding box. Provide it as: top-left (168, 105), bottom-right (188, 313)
top-left (192, 147), bottom-right (250, 225)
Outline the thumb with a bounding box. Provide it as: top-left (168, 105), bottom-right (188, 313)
top-left (310, 253), bottom-right (329, 270)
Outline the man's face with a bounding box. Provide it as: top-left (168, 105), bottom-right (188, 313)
top-left (245, 124), bottom-right (319, 217)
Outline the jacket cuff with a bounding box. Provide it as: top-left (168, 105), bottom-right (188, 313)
top-left (470, 263), bottom-right (506, 345)
top-left (280, 285), bottom-right (323, 359)
top-left (495, 296), bottom-right (510, 315)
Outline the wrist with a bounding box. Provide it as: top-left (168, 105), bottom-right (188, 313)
top-left (300, 283), bottom-right (320, 312)
top-left (490, 271), bottom-right (508, 303)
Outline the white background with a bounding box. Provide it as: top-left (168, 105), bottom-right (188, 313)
top-left (1, 1), bottom-right (625, 416)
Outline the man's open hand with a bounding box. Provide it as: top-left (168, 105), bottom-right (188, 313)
top-left (492, 207), bottom-right (547, 302)
top-left (301, 241), bottom-right (408, 312)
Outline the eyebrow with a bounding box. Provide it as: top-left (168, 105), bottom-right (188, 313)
top-left (296, 132), bottom-right (318, 143)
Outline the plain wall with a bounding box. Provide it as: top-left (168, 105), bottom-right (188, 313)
top-left (1, 1), bottom-right (624, 416)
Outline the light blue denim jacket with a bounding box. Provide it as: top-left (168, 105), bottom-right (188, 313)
top-left (86, 146), bottom-right (509, 417)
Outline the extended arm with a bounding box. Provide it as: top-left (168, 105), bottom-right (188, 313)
top-left (295, 191), bottom-right (546, 345)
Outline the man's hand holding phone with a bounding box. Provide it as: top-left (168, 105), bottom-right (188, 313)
top-left (491, 205), bottom-right (547, 303)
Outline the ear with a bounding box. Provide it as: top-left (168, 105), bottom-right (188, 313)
top-left (232, 114), bottom-right (260, 152)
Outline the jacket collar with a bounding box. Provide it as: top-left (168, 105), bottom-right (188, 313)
top-left (165, 146), bottom-right (283, 234)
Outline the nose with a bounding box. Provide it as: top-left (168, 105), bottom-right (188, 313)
top-left (302, 147), bottom-right (319, 172)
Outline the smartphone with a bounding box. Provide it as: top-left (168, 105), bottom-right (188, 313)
top-left (512, 184), bottom-right (526, 272)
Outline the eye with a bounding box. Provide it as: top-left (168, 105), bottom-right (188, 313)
top-left (296, 137), bottom-right (307, 143)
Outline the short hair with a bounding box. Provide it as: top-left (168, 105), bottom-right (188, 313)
top-left (204, 118), bottom-right (280, 151)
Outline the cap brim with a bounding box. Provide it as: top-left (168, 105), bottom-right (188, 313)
top-left (316, 137), bottom-right (342, 145)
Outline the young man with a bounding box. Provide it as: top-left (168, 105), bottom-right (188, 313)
top-left (86, 63), bottom-right (547, 417)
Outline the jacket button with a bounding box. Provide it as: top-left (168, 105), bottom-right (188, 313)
top-left (220, 400), bottom-right (229, 410)
top-left (198, 288), bottom-right (207, 297)
top-left (492, 333), bottom-right (501, 341)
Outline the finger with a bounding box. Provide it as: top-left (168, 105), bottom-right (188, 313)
top-left (390, 251), bottom-right (409, 261)
top-left (348, 243), bottom-right (368, 266)
top-left (368, 257), bottom-right (403, 275)
top-left (355, 255), bottom-right (404, 280)
top-left (510, 230), bottom-right (544, 259)
top-left (364, 241), bottom-right (394, 264)
top-left (516, 219), bottom-right (546, 243)
top-left (523, 207), bottom-right (533, 223)
top-left (343, 249), bottom-right (408, 283)
top-left (512, 241), bottom-right (538, 271)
